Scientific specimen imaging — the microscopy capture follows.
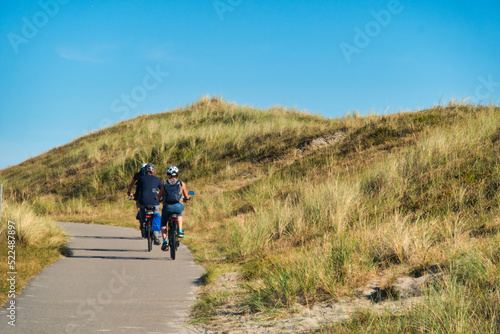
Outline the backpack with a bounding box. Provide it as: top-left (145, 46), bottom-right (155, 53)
top-left (152, 213), bottom-right (161, 231)
top-left (163, 179), bottom-right (182, 204)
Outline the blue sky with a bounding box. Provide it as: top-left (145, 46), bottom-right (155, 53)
top-left (1, 0), bottom-right (499, 170)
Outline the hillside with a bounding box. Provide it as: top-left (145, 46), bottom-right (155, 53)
top-left (2, 97), bottom-right (500, 332)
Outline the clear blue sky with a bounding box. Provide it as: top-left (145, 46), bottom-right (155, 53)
top-left (1, 0), bottom-right (499, 170)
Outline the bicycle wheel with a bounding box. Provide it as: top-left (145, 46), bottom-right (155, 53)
top-left (147, 222), bottom-right (152, 252)
top-left (169, 220), bottom-right (177, 260)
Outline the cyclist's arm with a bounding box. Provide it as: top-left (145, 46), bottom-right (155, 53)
top-left (127, 178), bottom-right (135, 196)
top-left (134, 178), bottom-right (143, 200)
top-left (182, 182), bottom-right (190, 200)
top-left (156, 186), bottom-right (164, 202)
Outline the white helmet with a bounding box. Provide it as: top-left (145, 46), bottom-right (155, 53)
top-left (166, 166), bottom-right (179, 176)
top-left (145, 163), bottom-right (155, 174)
top-left (140, 163), bottom-right (148, 169)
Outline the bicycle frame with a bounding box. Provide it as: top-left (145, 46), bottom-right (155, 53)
top-left (144, 207), bottom-right (155, 252)
top-left (163, 191), bottom-right (194, 260)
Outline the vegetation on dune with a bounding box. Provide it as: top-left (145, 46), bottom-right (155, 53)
top-left (1, 96), bottom-right (339, 225)
top-left (0, 201), bottom-right (67, 303)
top-left (1, 97), bottom-right (500, 330)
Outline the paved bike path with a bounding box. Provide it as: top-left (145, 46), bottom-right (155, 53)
top-left (0, 222), bottom-right (205, 334)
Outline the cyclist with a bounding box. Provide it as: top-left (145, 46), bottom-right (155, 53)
top-left (155, 166), bottom-right (191, 251)
top-left (127, 162), bottom-right (148, 199)
top-left (135, 164), bottom-right (162, 243)
top-left (127, 163), bottom-right (148, 221)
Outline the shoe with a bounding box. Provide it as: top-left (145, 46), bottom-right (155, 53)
top-left (154, 238), bottom-right (161, 245)
top-left (161, 241), bottom-right (168, 251)
top-left (178, 230), bottom-right (185, 238)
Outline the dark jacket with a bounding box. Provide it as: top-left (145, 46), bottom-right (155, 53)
top-left (135, 174), bottom-right (162, 206)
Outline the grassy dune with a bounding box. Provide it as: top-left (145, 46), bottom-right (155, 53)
top-left (1, 97), bottom-right (500, 330)
top-left (0, 201), bottom-right (67, 303)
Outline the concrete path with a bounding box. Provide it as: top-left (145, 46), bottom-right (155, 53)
top-left (0, 222), bottom-right (205, 334)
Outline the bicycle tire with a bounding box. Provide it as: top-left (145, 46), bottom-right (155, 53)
top-left (169, 220), bottom-right (177, 260)
top-left (147, 227), bottom-right (152, 252)
top-left (146, 217), bottom-right (153, 252)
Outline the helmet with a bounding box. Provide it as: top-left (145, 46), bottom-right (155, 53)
top-left (145, 164), bottom-right (155, 174)
top-left (166, 166), bottom-right (179, 176)
top-left (140, 163), bottom-right (148, 169)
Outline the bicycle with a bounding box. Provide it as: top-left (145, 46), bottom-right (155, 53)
top-left (143, 206), bottom-right (159, 252)
top-left (166, 191), bottom-right (194, 260)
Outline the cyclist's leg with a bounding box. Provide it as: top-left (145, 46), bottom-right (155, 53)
top-left (160, 210), bottom-right (169, 240)
top-left (160, 207), bottom-right (170, 250)
top-left (138, 205), bottom-right (146, 224)
top-left (138, 205), bottom-right (147, 237)
top-left (178, 215), bottom-right (183, 231)
top-left (169, 203), bottom-right (185, 236)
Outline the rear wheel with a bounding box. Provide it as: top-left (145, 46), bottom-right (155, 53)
top-left (147, 222), bottom-right (153, 252)
top-left (169, 221), bottom-right (177, 260)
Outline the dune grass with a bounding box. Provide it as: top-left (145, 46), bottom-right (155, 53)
top-left (316, 245), bottom-right (500, 333)
top-left (1, 98), bottom-right (500, 330)
top-left (184, 102), bottom-right (500, 327)
top-left (0, 201), bottom-right (67, 304)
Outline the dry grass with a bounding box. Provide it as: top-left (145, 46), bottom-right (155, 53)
top-left (0, 201), bottom-right (67, 303)
top-left (1, 98), bottom-right (500, 330)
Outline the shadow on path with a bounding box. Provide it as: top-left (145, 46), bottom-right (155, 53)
top-left (66, 255), bottom-right (167, 260)
top-left (72, 235), bottom-right (141, 240)
top-left (70, 247), bottom-right (145, 252)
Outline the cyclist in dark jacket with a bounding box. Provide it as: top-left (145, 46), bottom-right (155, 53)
top-left (135, 164), bottom-right (162, 241)
top-left (127, 162), bottom-right (148, 198)
top-left (127, 163), bottom-right (148, 221)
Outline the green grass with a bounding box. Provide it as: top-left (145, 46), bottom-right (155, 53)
top-left (1, 97), bottom-right (500, 330)
top-left (315, 247), bottom-right (500, 333)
